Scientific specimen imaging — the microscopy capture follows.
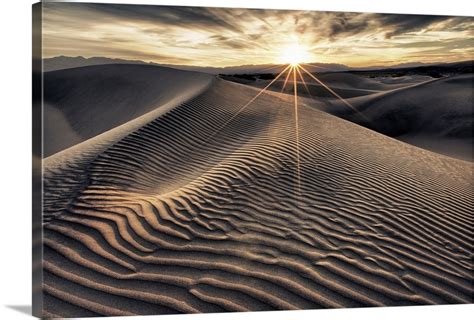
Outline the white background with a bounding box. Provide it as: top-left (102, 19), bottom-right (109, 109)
top-left (0, 0), bottom-right (472, 319)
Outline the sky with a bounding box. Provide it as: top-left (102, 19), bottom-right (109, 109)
top-left (42, 3), bottom-right (474, 67)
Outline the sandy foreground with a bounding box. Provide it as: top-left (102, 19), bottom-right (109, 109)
top-left (40, 64), bottom-right (473, 317)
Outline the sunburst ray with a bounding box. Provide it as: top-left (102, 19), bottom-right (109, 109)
top-left (296, 67), bottom-right (313, 99)
top-left (280, 65), bottom-right (293, 96)
top-left (199, 64), bottom-right (292, 146)
top-left (299, 64), bottom-right (370, 122)
top-left (292, 65), bottom-right (302, 198)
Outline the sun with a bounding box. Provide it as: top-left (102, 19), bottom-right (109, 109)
top-left (278, 43), bottom-right (311, 66)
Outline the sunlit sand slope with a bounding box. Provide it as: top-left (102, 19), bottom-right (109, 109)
top-left (42, 67), bottom-right (473, 317)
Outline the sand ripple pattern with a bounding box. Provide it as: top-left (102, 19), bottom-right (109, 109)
top-left (42, 79), bottom-right (473, 317)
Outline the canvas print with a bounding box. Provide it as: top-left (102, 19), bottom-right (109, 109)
top-left (32, 1), bottom-right (473, 318)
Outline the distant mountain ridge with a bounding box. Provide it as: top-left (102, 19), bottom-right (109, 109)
top-left (43, 55), bottom-right (353, 74)
top-left (43, 55), bottom-right (472, 74)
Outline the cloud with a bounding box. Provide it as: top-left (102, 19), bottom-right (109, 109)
top-left (378, 14), bottom-right (448, 38)
top-left (42, 2), bottom-right (474, 67)
top-left (74, 3), bottom-right (245, 33)
top-left (326, 13), bottom-right (372, 38)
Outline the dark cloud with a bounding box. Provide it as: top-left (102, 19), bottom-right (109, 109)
top-left (326, 13), bottom-right (371, 38)
top-left (306, 12), bottom-right (453, 40)
top-left (52, 3), bottom-right (244, 33)
top-left (248, 34), bottom-right (263, 41)
top-left (45, 3), bottom-right (470, 41)
top-left (378, 14), bottom-right (448, 38)
top-left (209, 35), bottom-right (230, 41)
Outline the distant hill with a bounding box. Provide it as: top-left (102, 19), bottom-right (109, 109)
top-left (350, 60), bottom-right (473, 77)
top-left (43, 56), bottom-right (353, 74)
top-left (43, 55), bottom-right (472, 76)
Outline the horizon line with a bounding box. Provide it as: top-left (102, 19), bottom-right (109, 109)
top-left (43, 55), bottom-right (473, 71)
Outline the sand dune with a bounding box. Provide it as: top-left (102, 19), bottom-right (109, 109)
top-left (43, 65), bottom-right (213, 222)
top-left (44, 64), bottom-right (213, 157)
top-left (308, 72), bottom-right (419, 91)
top-left (42, 65), bottom-right (473, 317)
top-left (248, 72), bottom-right (431, 101)
top-left (322, 74), bottom-right (473, 161)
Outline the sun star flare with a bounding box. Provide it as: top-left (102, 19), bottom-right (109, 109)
top-left (278, 43), bottom-right (311, 66)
